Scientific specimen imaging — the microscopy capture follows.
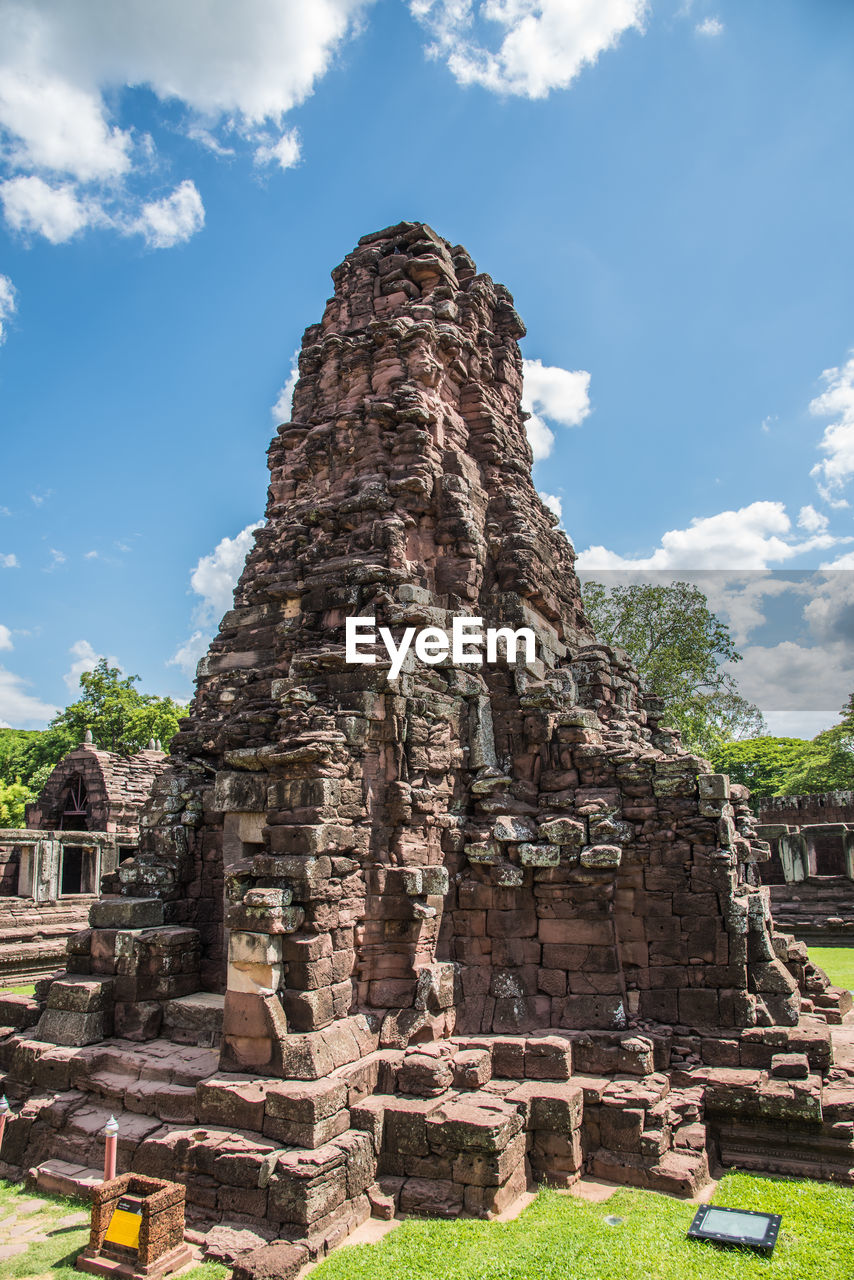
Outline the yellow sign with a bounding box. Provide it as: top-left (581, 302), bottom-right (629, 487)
top-left (104, 1197), bottom-right (143, 1250)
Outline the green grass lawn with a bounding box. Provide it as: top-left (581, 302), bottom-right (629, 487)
top-left (1, 984), bottom-right (36, 996)
top-left (0, 1180), bottom-right (227, 1280)
top-left (809, 946), bottom-right (854, 992)
top-left (314, 1174), bottom-right (853, 1280)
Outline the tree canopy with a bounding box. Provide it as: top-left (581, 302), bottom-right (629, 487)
top-left (775, 694), bottom-right (854, 795)
top-left (50, 659), bottom-right (187, 756)
top-left (581, 579), bottom-right (765, 757)
top-left (0, 776), bottom-right (32, 827)
top-left (708, 697), bottom-right (854, 802)
top-left (709, 736), bottom-right (812, 798)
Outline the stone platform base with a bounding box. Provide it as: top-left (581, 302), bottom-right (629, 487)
top-left (0, 898), bottom-right (93, 987)
top-left (1, 1014), bottom-right (852, 1265)
top-left (34, 1158), bottom-right (103, 1197)
top-left (76, 1242), bottom-right (193, 1280)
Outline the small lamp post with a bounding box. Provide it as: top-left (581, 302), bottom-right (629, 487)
top-left (0, 1095), bottom-right (10, 1152)
top-left (104, 1115), bottom-right (119, 1182)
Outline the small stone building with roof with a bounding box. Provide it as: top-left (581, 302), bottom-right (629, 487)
top-left (0, 739), bottom-right (169, 982)
top-left (26, 738), bottom-right (168, 836)
top-left (17, 738), bottom-right (169, 897)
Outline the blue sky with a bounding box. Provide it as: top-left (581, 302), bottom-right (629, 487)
top-left (1, 0), bottom-right (853, 738)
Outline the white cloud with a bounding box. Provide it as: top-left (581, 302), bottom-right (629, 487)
top-left (272, 352), bottom-right (300, 422)
top-left (0, 666), bottom-right (59, 728)
top-left (576, 501), bottom-right (845, 571)
top-left (1, 552), bottom-right (18, 568)
top-left (186, 125), bottom-right (235, 157)
top-left (523, 358), bottom-right (591, 427)
top-left (575, 567), bottom-right (854, 738)
top-left (168, 630), bottom-right (210, 678)
top-left (524, 413), bottom-right (554, 462)
top-left (170, 520), bottom-right (264, 675)
top-left (130, 180), bottom-right (205, 249)
top-left (0, 273), bottom-right (16, 343)
top-left (410, 0), bottom-right (646, 97)
top-left (84, 550), bottom-right (98, 559)
top-left (696, 17), bottom-right (723, 37)
top-left (63, 638), bottom-right (101, 693)
top-left (700, 573), bottom-right (806, 647)
top-left (802, 570), bottom-right (854, 643)
top-left (0, 65), bottom-right (131, 181)
top-left (797, 504), bottom-right (828, 534)
top-left (735, 571), bottom-right (854, 735)
top-left (727, 638), bottom-right (854, 735)
top-left (190, 521), bottom-right (264, 622)
top-left (0, 1), bottom-right (371, 246)
top-left (810, 351), bottom-right (854, 495)
top-left (44, 546), bottom-right (66, 572)
top-left (0, 624), bottom-right (12, 651)
top-left (538, 491), bottom-right (562, 521)
top-left (522, 357), bottom-right (591, 460)
top-left (821, 550), bottom-right (854, 569)
top-left (0, 174), bottom-right (101, 243)
top-left (254, 128), bottom-right (301, 171)
top-left (815, 482), bottom-right (849, 510)
top-left (761, 709), bottom-right (836, 740)
top-left (62, 638), bottom-right (123, 694)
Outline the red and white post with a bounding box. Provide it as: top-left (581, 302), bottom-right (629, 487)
top-left (104, 1114), bottom-right (119, 1182)
top-left (0, 1096), bottom-right (10, 1152)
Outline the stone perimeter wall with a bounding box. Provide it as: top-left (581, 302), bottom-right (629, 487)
top-left (758, 791), bottom-right (854, 828)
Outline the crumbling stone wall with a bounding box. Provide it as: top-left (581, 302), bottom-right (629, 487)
top-left (121, 223), bottom-right (803, 1066)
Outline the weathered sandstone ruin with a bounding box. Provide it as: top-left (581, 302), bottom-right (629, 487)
top-left (0, 224), bottom-right (850, 1271)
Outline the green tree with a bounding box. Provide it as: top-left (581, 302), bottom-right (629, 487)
top-left (0, 726), bottom-right (75, 790)
top-left (776, 694), bottom-right (854, 794)
top-left (581, 579), bottom-right (765, 757)
top-left (49, 658), bottom-right (188, 756)
top-left (710, 736), bottom-right (812, 799)
top-left (0, 776), bottom-right (32, 827)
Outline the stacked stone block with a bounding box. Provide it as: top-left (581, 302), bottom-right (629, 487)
top-left (55, 897), bottom-right (201, 1042)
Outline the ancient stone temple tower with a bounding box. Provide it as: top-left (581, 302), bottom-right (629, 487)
top-left (127, 221), bottom-right (807, 1062)
top-left (2, 227), bottom-right (850, 1254)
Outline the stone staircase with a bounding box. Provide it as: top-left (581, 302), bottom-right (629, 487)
top-left (0, 899), bottom-right (92, 986)
top-left (770, 878), bottom-right (854, 943)
top-left (0, 1018), bottom-right (713, 1237)
top-left (0, 1003), bottom-right (225, 1209)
